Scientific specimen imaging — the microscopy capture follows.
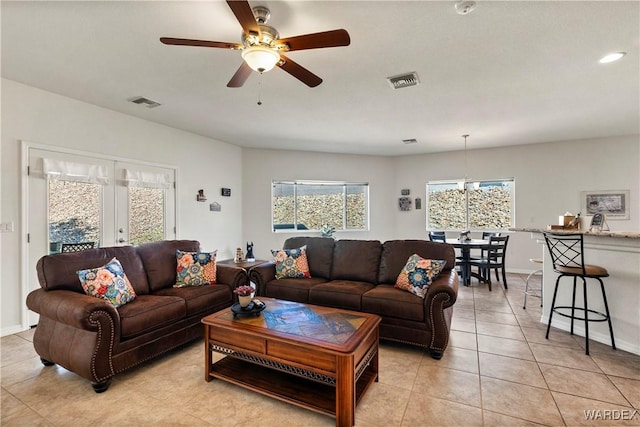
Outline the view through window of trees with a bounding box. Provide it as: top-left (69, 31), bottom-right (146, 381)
top-left (272, 181), bottom-right (369, 232)
top-left (427, 179), bottom-right (514, 230)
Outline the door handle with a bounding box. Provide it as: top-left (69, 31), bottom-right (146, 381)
top-left (118, 238), bottom-right (127, 243)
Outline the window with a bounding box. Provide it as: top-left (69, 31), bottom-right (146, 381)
top-left (272, 181), bottom-right (369, 232)
top-left (426, 179), bottom-right (515, 230)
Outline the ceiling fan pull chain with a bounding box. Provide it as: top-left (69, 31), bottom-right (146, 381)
top-left (257, 74), bottom-right (263, 106)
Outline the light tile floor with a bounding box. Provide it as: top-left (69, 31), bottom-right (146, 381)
top-left (2, 273), bottom-right (639, 426)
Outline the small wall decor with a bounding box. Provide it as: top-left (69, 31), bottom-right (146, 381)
top-left (196, 189), bottom-right (207, 202)
top-left (401, 189), bottom-right (410, 196)
top-left (415, 197), bottom-right (422, 209)
top-left (581, 190), bottom-right (629, 220)
top-left (399, 197), bottom-right (412, 211)
top-left (221, 188), bottom-right (231, 197)
top-left (209, 202), bottom-right (221, 212)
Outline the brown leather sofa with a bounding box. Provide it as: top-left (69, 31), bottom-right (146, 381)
top-left (250, 237), bottom-right (459, 359)
top-left (26, 240), bottom-right (246, 392)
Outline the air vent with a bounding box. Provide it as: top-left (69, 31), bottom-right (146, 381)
top-left (387, 72), bottom-right (420, 89)
top-left (402, 138), bottom-right (418, 145)
top-left (128, 96), bottom-right (161, 108)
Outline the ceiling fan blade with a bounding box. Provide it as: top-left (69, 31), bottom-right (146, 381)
top-left (226, 0), bottom-right (261, 37)
top-left (160, 37), bottom-right (241, 50)
top-left (277, 29), bottom-right (350, 52)
top-left (227, 62), bottom-right (253, 88)
top-left (277, 54), bottom-right (322, 87)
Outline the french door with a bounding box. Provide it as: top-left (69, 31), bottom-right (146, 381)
top-left (25, 144), bottom-right (176, 326)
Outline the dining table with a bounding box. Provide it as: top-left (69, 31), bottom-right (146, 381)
top-left (445, 238), bottom-right (492, 286)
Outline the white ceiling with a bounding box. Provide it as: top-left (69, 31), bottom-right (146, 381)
top-left (2, 1), bottom-right (638, 156)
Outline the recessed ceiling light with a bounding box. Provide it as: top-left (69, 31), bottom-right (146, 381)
top-left (599, 52), bottom-right (626, 64)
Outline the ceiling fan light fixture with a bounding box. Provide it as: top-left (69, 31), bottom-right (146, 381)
top-left (241, 45), bottom-right (280, 73)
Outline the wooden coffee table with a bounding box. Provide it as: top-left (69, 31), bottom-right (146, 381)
top-left (202, 297), bottom-right (381, 427)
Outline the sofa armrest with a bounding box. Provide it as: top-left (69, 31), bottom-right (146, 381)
top-left (26, 288), bottom-right (122, 384)
top-left (216, 264), bottom-right (248, 289)
top-left (423, 269), bottom-right (459, 358)
top-left (26, 288), bottom-right (120, 331)
top-left (248, 262), bottom-right (276, 296)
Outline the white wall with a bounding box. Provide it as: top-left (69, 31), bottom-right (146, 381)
top-left (243, 136), bottom-right (639, 273)
top-left (242, 149), bottom-right (396, 259)
top-left (1, 79), bottom-right (243, 335)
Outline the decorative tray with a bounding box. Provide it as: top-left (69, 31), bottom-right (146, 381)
top-left (231, 301), bottom-right (266, 317)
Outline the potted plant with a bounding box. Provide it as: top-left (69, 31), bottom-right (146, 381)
top-left (234, 285), bottom-right (254, 307)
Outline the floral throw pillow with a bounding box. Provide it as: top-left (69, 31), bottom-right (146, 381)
top-left (395, 254), bottom-right (446, 298)
top-left (77, 257), bottom-right (136, 307)
top-left (271, 245), bottom-right (311, 279)
top-left (175, 250), bottom-right (217, 287)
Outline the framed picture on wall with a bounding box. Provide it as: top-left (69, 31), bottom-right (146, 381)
top-left (581, 190), bottom-right (629, 220)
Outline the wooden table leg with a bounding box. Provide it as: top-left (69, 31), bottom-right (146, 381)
top-left (204, 326), bottom-right (212, 382)
top-left (336, 354), bottom-right (355, 427)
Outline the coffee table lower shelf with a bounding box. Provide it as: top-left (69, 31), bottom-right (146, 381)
top-left (208, 356), bottom-right (377, 419)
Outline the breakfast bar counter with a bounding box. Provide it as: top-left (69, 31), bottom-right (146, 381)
top-left (510, 227), bottom-right (640, 355)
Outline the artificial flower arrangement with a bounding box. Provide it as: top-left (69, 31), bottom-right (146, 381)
top-left (233, 285), bottom-right (254, 297)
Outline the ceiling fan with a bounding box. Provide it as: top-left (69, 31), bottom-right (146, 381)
top-left (160, 0), bottom-right (350, 88)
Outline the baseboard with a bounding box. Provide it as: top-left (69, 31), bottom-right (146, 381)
top-left (1, 324), bottom-right (27, 337)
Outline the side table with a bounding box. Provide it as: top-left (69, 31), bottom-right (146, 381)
top-left (217, 259), bottom-right (269, 270)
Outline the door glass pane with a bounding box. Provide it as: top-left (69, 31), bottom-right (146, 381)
top-left (48, 180), bottom-right (101, 252)
top-left (128, 187), bottom-right (165, 246)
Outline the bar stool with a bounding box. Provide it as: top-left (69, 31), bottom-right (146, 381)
top-left (523, 258), bottom-right (543, 309)
top-left (543, 232), bottom-right (615, 355)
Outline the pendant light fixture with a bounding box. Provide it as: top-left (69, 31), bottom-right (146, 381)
top-left (458, 134), bottom-right (470, 191)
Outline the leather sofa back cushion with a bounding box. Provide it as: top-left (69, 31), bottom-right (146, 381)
top-left (331, 240), bottom-right (382, 284)
top-left (36, 246), bottom-right (150, 295)
top-left (378, 240), bottom-right (456, 284)
top-left (136, 240), bottom-right (200, 292)
top-left (284, 236), bottom-right (334, 279)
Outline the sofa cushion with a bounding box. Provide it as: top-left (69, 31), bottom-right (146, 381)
top-left (309, 280), bottom-right (375, 311)
top-left (136, 240), bottom-right (200, 292)
top-left (264, 277), bottom-right (328, 303)
top-left (330, 240), bottom-right (381, 284)
top-left (154, 284), bottom-right (232, 316)
top-left (378, 240), bottom-right (456, 284)
top-left (36, 245), bottom-right (150, 295)
top-left (118, 294), bottom-right (186, 339)
top-left (77, 257), bottom-right (137, 307)
top-left (271, 246), bottom-right (311, 279)
top-left (362, 285), bottom-right (424, 322)
top-left (175, 250), bottom-right (217, 287)
top-left (284, 237), bottom-right (335, 279)
top-left (395, 254), bottom-right (446, 298)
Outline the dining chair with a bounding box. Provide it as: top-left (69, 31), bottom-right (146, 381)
top-left (469, 235), bottom-right (509, 291)
top-left (61, 241), bottom-right (96, 253)
top-left (428, 231), bottom-right (446, 243)
top-left (543, 232), bottom-right (615, 355)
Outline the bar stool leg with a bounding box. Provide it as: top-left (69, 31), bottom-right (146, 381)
top-left (583, 277), bottom-right (590, 355)
top-left (546, 276), bottom-right (562, 339)
top-left (570, 277), bottom-right (577, 335)
top-left (598, 278), bottom-right (616, 350)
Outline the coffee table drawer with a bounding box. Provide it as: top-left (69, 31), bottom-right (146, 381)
top-left (268, 341), bottom-right (336, 372)
top-left (210, 327), bottom-right (266, 353)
